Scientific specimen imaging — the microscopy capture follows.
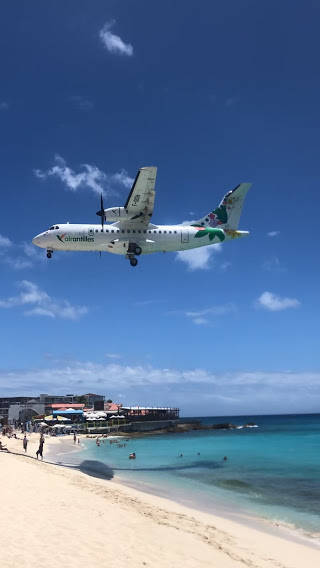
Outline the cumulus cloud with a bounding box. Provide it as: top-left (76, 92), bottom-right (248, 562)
top-left (267, 231), bottom-right (280, 237)
top-left (1, 362), bottom-right (320, 415)
top-left (256, 291), bottom-right (300, 312)
top-left (176, 243), bottom-right (222, 270)
top-left (99, 21), bottom-right (133, 57)
top-left (0, 280), bottom-right (88, 320)
top-left (34, 155), bottom-right (133, 196)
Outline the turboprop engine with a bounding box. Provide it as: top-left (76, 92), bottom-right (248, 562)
top-left (96, 195), bottom-right (132, 225)
top-left (103, 207), bottom-right (130, 221)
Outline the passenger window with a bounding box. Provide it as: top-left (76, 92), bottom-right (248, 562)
top-left (95, 229), bottom-right (98, 233)
top-left (143, 230), bottom-right (146, 234)
top-left (127, 230), bottom-right (130, 233)
top-left (154, 230), bottom-right (156, 233)
top-left (111, 230), bottom-right (114, 233)
top-left (133, 230), bottom-right (136, 233)
top-left (122, 230), bottom-right (125, 233)
top-left (164, 231), bottom-right (167, 234)
top-left (159, 231), bottom-right (162, 234)
top-left (106, 229), bottom-right (109, 232)
top-left (174, 231), bottom-right (177, 234)
top-left (101, 229), bottom-right (103, 232)
top-left (117, 230), bottom-right (119, 233)
top-left (138, 230), bottom-right (141, 233)
top-left (148, 231), bottom-right (151, 234)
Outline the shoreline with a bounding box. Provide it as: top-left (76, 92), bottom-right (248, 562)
top-left (1, 433), bottom-right (320, 567)
top-left (12, 433), bottom-right (320, 548)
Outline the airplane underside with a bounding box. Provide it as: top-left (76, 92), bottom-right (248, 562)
top-left (33, 167), bottom-right (252, 268)
top-left (45, 236), bottom-right (218, 266)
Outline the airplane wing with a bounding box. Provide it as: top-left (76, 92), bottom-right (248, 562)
top-left (123, 167), bottom-right (157, 228)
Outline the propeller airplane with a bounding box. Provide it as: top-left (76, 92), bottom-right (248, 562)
top-left (32, 166), bottom-right (252, 267)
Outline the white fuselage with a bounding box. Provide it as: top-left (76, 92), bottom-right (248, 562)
top-left (32, 223), bottom-right (247, 256)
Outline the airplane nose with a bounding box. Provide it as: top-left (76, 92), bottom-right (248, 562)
top-left (32, 234), bottom-right (43, 247)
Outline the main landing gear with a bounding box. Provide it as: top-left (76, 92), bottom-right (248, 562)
top-left (46, 250), bottom-right (53, 259)
top-left (126, 243), bottom-right (142, 267)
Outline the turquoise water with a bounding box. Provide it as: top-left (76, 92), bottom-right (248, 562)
top-left (60, 414), bottom-right (320, 535)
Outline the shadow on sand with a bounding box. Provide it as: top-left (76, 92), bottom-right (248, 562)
top-left (77, 460), bottom-right (114, 480)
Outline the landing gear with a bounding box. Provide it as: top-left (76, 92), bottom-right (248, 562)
top-left (46, 250), bottom-right (53, 259)
top-left (126, 242), bottom-right (141, 267)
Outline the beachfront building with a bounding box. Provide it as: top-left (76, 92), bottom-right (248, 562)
top-left (0, 396), bottom-right (35, 424)
top-left (2, 393), bottom-right (92, 424)
top-left (82, 393), bottom-right (105, 408)
top-left (122, 407), bottom-right (180, 421)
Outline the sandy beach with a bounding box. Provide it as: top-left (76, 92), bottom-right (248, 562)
top-left (1, 433), bottom-right (319, 568)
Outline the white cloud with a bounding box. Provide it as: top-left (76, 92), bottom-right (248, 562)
top-left (0, 238), bottom-right (45, 270)
top-left (184, 304), bottom-right (236, 324)
top-left (176, 243), bottom-right (222, 270)
top-left (0, 280), bottom-right (88, 320)
top-left (256, 291), bottom-right (300, 312)
top-left (111, 169), bottom-right (134, 189)
top-left (0, 101), bottom-right (9, 111)
top-left (267, 231), bottom-right (280, 237)
top-left (5, 258), bottom-right (33, 270)
top-left (99, 21), bottom-right (133, 57)
top-left (0, 234), bottom-right (12, 247)
top-left (1, 362), bottom-right (320, 415)
top-left (34, 155), bottom-right (133, 196)
top-left (106, 353), bottom-right (121, 360)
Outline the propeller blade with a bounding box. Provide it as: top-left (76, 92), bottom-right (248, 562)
top-left (96, 194), bottom-right (105, 227)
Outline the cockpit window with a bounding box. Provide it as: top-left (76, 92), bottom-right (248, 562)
top-left (49, 226), bottom-right (54, 230)
top-left (55, 226), bottom-right (59, 230)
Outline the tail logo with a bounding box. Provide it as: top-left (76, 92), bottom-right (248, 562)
top-left (194, 227), bottom-right (225, 242)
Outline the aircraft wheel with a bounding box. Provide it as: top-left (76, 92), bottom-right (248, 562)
top-left (135, 246), bottom-right (142, 256)
top-left (46, 251), bottom-right (52, 259)
top-left (130, 257), bottom-right (138, 267)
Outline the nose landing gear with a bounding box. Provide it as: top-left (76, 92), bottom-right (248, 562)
top-left (46, 250), bottom-right (53, 259)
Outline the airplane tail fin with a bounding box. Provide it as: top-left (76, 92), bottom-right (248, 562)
top-left (192, 183), bottom-right (252, 230)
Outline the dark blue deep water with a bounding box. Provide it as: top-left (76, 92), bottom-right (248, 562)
top-left (58, 414), bottom-right (320, 535)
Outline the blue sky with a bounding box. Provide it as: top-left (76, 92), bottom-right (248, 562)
top-left (0, 0), bottom-right (320, 415)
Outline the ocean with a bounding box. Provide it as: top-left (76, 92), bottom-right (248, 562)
top-left (53, 413), bottom-right (320, 537)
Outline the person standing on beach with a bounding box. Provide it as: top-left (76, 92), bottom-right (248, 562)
top-left (23, 434), bottom-right (28, 453)
top-left (73, 432), bottom-right (77, 444)
top-left (36, 435), bottom-right (45, 460)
